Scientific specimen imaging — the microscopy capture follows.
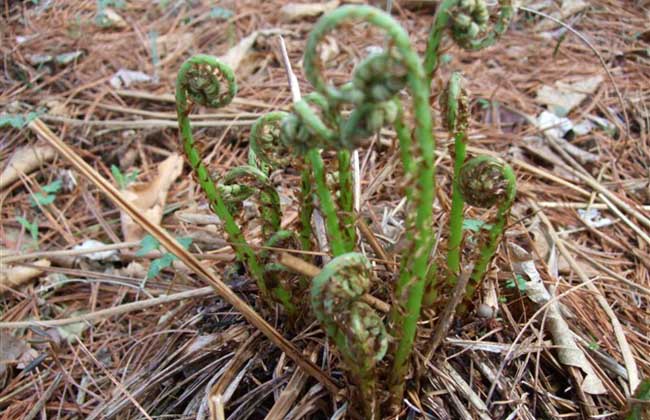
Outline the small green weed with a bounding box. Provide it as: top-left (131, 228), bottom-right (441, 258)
top-left (16, 216), bottom-right (39, 241)
top-left (111, 165), bottom-right (139, 189)
top-left (30, 180), bottom-right (62, 207)
top-left (136, 234), bottom-right (193, 279)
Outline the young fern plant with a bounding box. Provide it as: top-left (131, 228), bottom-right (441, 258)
top-left (175, 55), bottom-right (298, 317)
top-left (296, 1), bottom-right (515, 411)
top-left (247, 111), bottom-right (315, 254)
top-left (420, 0), bottom-right (514, 309)
top-left (218, 164), bottom-right (300, 316)
top-left (427, 71), bottom-right (518, 314)
top-left (423, 71), bottom-right (470, 307)
top-left (442, 72), bottom-right (469, 288)
top-left (458, 155), bottom-right (516, 305)
top-left (275, 7), bottom-right (437, 411)
top-left (247, 111), bottom-right (313, 293)
top-left (254, 3), bottom-right (514, 414)
top-left (311, 253), bottom-right (388, 419)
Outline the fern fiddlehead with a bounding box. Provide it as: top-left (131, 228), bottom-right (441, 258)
top-left (220, 165), bottom-right (281, 241)
top-left (424, 0), bottom-right (514, 82)
top-left (458, 155), bottom-right (516, 304)
top-left (249, 111), bottom-right (293, 170)
top-left (311, 253), bottom-right (388, 419)
top-left (176, 55), bottom-right (295, 314)
top-left (450, 0), bottom-right (514, 51)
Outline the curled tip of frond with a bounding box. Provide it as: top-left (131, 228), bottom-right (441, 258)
top-left (220, 165), bottom-right (282, 238)
top-left (303, 5), bottom-right (415, 103)
top-left (450, 0), bottom-right (514, 51)
top-left (451, 0), bottom-right (489, 41)
top-left (280, 93), bottom-right (336, 153)
top-left (349, 304), bottom-right (389, 363)
top-left (459, 156), bottom-right (516, 209)
top-left (283, 50), bottom-right (408, 152)
top-left (341, 99), bottom-right (399, 149)
top-left (311, 253), bottom-right (388, 364)
top-left (352, 52), bottom-right (408, 103)
top-left (249, 112), bottom-right (292, 169)
top-left (178, 55), bottom-right (236, 109)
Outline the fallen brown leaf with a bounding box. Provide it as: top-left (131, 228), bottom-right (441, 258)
top-left (509, 243), bottom-right (607, 395)
top-left (536, 75), bottom-right (603, 114)
top-left (0, 332), bottom-right (37, 389)
top-left (0, 259), bottom-right (51, 295)
top-left (219, 29), bottom-right (289, 77)
top-left (0, 145), bottom-right (57, 190)
top-left (120, 154), bottom-right (183, 241)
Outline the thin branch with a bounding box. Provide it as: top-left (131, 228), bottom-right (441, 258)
top-left (0, 286), bottom-right (214, 328)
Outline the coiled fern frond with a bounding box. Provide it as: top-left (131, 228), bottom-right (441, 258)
top-left (425, 0), bottom-right (515, 81)
top-left (311, 252), bottom-right (388, 419)
top-left (249, 111), bottom-right (292, 172)
top-left (458, 155), bottom-right (516, 303)
top-left (176, 55), bottom-right (262, 281)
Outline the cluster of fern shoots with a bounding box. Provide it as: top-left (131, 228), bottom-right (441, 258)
top-left (175, 1), bottom-right (516, 417)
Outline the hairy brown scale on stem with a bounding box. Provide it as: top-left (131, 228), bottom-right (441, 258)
top-left (439, 83), bottom-right (469, 134)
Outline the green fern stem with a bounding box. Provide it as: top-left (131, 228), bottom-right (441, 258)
top-left (424, 72), bottom-right (470, 307)
top-left (299, 168), bottom-right (314, 252)
top-left (175, 55), bottom-right (268, 296)
top-left (424, 0), bottom-right (456, 82)
top-left (280, 92), bottom-right (349, 256)
top-left (311, 252), bottom-right (388, 419)
top-left (445, 129), bottom-right (467, 286)
top-left (308, 149), bottom-right (347, 257)
top-left (337, 149), bottom-right (356, 250)
top-left (444, 72), bottom-right (470, 288)
top-left (394, 101), bottom-right (415, 179)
